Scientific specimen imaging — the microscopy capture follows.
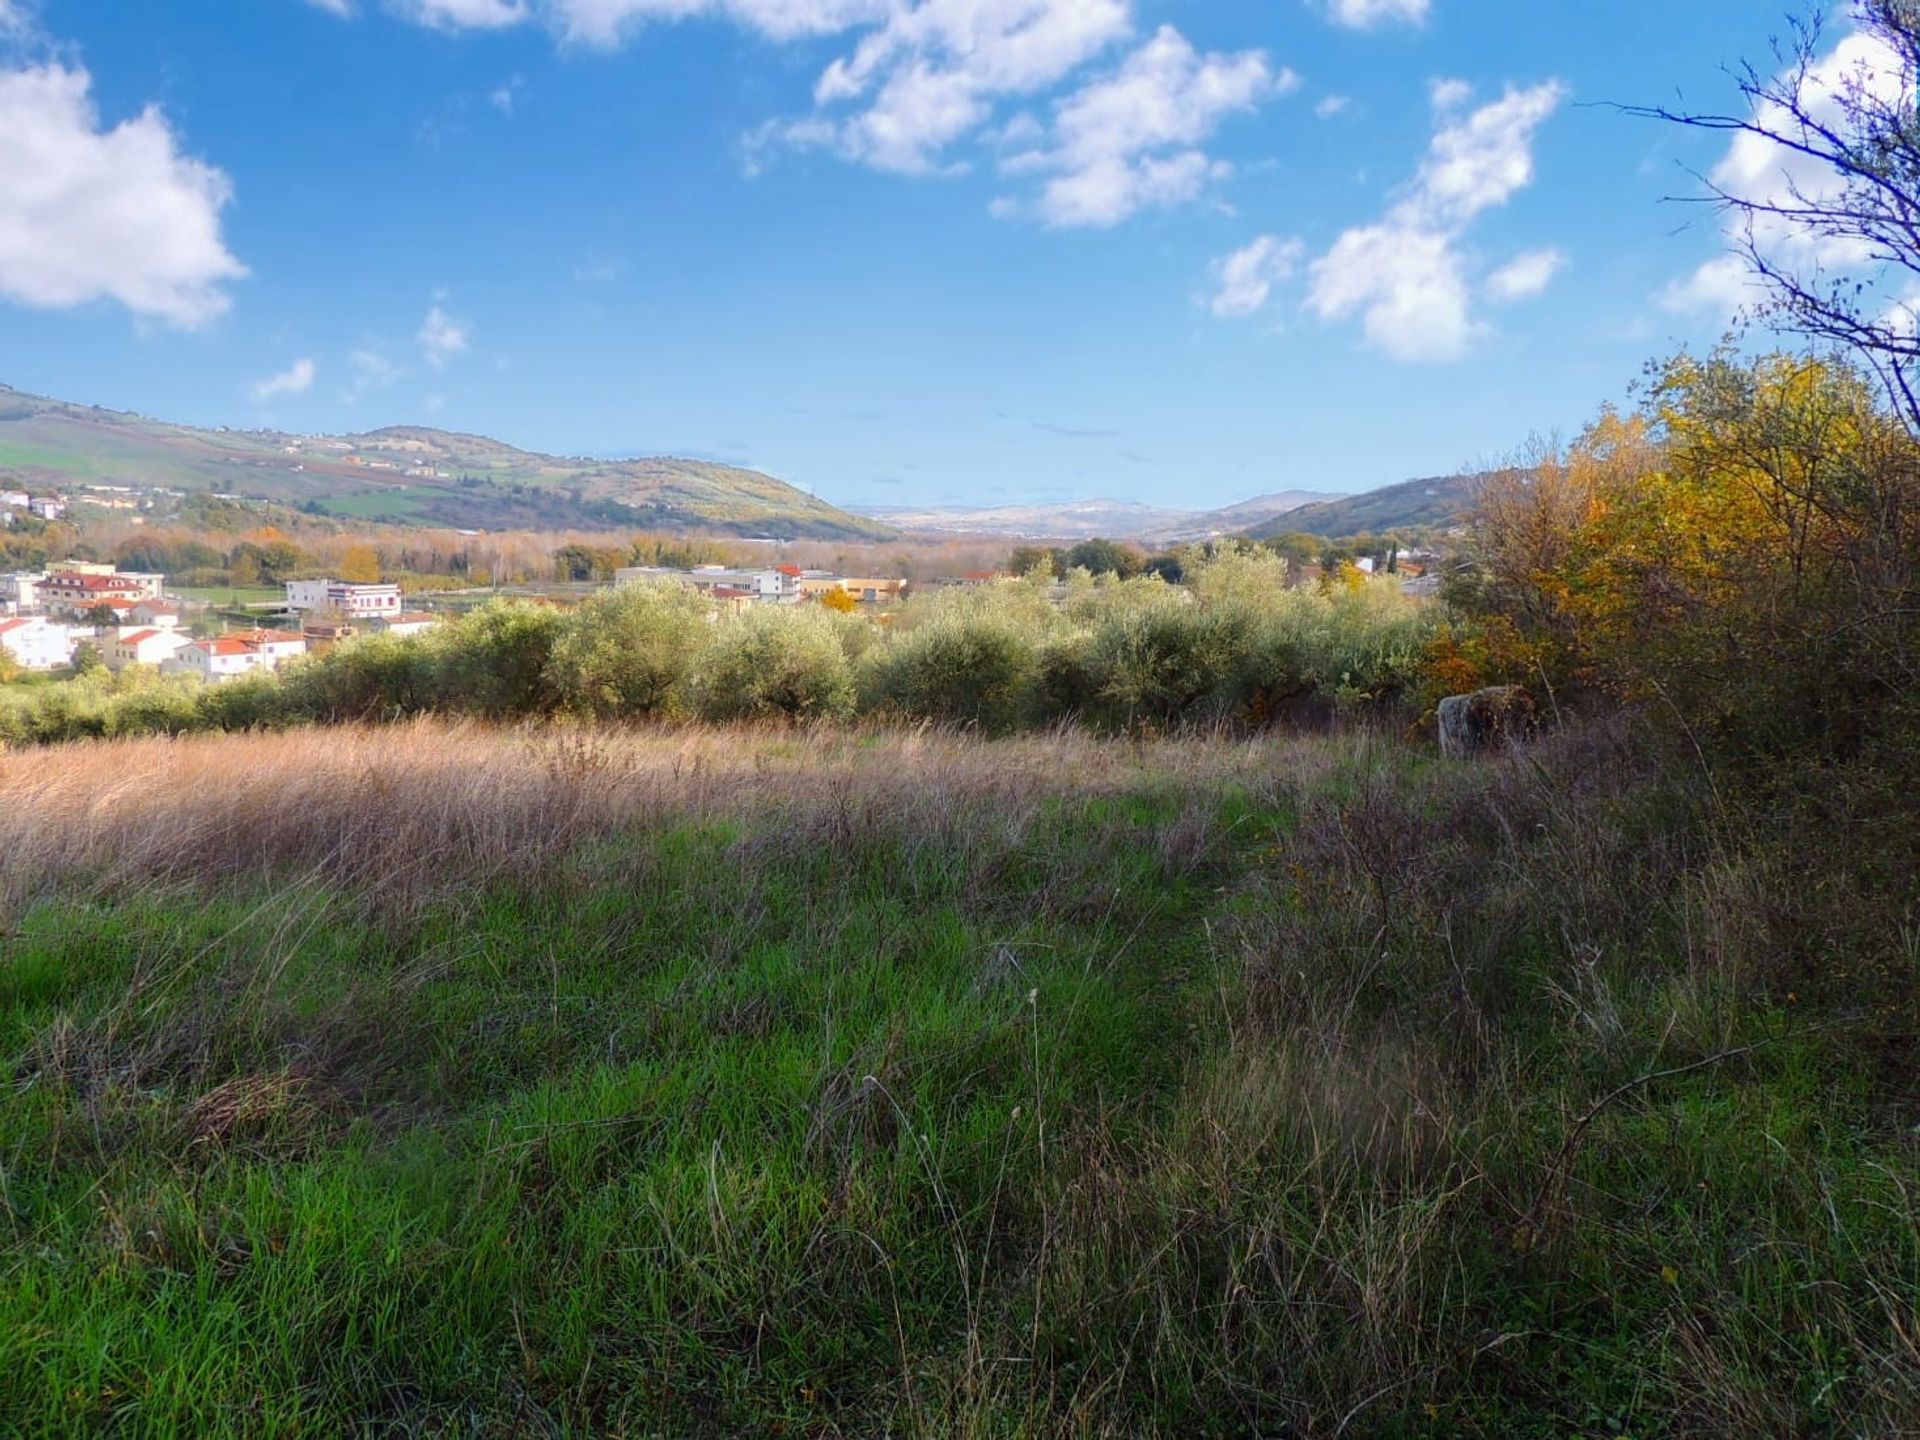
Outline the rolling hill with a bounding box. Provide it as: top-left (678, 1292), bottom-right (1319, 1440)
top-left (0, 385), bottom-right (892, 540)
top-left (1245, 472), bottom-right (1482, 539)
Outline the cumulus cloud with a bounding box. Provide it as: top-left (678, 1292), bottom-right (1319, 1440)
top-left (0, 63), bottom-right (245, 327)
top-left (417, 303), bottom-right (470, 366)
top-left (251, 358), bottom-right (317, 402)
top-left (1314, 94), bottom-right (1349, 119)
top-left (762, 0), bottom-right (1134, 176)
top-left (998, 25), bottom-right (1293, 227)
top-left (1486, 247), bottom-right (1565, 303)
top-left (1325, 0), bottom-right (1428, 31)
top-left (1208, 234), bottom-right (1304, 318)
top-left (1306, 79), bottom-right (1564, 361)
top-left (1663, 27), bottom-right (1910, 317)
top-left (330, 0), bottom-right (1287, 227)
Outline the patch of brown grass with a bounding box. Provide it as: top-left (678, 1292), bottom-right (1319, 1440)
top-left (0, 718), bottom-right (1343, 922)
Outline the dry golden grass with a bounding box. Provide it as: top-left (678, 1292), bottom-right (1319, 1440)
top-left (0, 718), bottom-right (1337, 920)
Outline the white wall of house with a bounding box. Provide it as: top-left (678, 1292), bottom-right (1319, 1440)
top-left (106, 629), bottom-right (192, 672)
top-left (0, 618), bottom-right (76, 670)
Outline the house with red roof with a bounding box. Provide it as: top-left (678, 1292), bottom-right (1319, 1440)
top-left (163, 629), bottom-right (307, 681)
top-left (106, 628), bottom-right (194, 672)
top-left (39, 570), bottom-right (151, 617)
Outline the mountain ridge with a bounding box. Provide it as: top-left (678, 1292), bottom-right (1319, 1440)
top-left (0, 384), bottom-right (892, 540)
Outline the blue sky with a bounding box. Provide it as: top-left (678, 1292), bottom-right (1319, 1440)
top-left (0, 0), bottom-right (1810, 509)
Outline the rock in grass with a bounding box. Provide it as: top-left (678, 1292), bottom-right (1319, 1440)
top-left (1437, 685), bottom-right (1537, 759)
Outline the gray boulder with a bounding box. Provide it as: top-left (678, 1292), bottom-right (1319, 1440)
top-left (1437, 685), bottom-right (1537, 759)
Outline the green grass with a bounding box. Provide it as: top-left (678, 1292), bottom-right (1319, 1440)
top-left (1, 723), bottom-right (1915, 1436)
top-left (170, 586), bottom-right (287, 606)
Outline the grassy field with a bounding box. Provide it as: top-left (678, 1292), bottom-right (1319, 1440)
top-left (1, 721), bottom-right (1915, 1436)
top-left (169, 587), bottom-right (288, 608)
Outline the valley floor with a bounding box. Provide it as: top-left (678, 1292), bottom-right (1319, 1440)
top-left (1, 721), bottom-right (1915, 1435)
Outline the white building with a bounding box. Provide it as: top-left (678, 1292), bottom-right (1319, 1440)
top-left (126, 599), bottom-right (185, 628)
top-left (371, 611), bottom-right (441, 638)
top-left (0, 616), bottom-right (77, 671)
top-left (164, 629), bottom-right (307, 681)
top-left (284, 579), bottom-right (404, 619)
top-left (106, 628), bottom-right (193, 672)
top-left (0, 571), bottom-right (45, 614)
top-left (614, 566), bottom-right (800, 603)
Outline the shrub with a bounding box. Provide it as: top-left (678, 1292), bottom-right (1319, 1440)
top-left (693, 606), bottom-right (855, 723)
top-left (1082, 604), bottom-right (1249, 731)
top-left (280, 634), bottom-right (443, 723)
top-left (863, 615), bottom-right (1039, 731)
top-left (544, 582), bottom-right (710, 719)
top-left (432, 602), bottom-right (566, 719)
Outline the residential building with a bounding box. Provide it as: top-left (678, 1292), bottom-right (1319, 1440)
top-left (0, 616), bottom-right (76, 671)
top-left (0, 571), bottom-right (45, 614)
top-left (284, 579), bottom-right (404, 619)
top-left (106, 628), bottom-right (193, 672)
top-left (126, 599), bottom-right (184, 628)
top-left (27, 497), bottom-right (65, 520)
top-left (39, 570), bottom-right (151, 616)
top-left (164, 629), bottom-right (308, 681)
top-left (0, 490), bottom-right (27, 511)
top-left (370, 611), bottom-right (441, 637)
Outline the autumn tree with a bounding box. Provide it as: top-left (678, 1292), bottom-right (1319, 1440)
top-left (339, 543), bottom-right (382, 584)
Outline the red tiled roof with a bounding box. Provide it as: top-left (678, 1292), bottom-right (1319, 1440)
top-left (775, 565), bottom-right (804, 577)
top-left (0, 617), bottom-right (35, 634)
top-left (47, 572), bottom-right (143, 592)
top-left (710, 586), bottom-right (754, 599)
top-left (118, 629), bottom-right (160, 646)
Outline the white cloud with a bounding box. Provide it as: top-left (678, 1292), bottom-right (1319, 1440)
top-left (417, 302), bottom-right (470, 366)
top-left (489, 74), bottom-right (525, 114)
top-left (1427, 76), bottom-right (1470, 111)
top-left (1311, 224), bottom-right (1470, 360)
top-left (339, 0), bottom-right (1283, 228)
top-left (0, 0), bottom-right (37, 35)
top-left (343, 346), bottom-right (401, 404)
top-left (782, 0), bottom-right (1134, 176)
top-left (1314, 94), bottom-right (1349, 119)
top-left (403, 0), bottom-right (529, 28)
top-left (1664, 28), bottom-right (1910, 316)
top-left (1208, 233), bottom-right (1304, 318)
top-left (1325, 0), bottom-right (1428, 31)
top-left (1000, 25), bottom-right (1293, 228)
top-left (0, 64), bottom-right (245, 327)
top-left (1486, 247), bottom-right (1565, 303)
top-left (251, 357), bottom-right (316, 402)
top-left (1307, 79), bottom-right (1564, 361)
top-left (303, 0), bottom-right (354, 16)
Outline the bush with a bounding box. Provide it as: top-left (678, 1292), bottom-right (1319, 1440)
top-left (281, 634), bottom-right (443, 723)
top-left (432, 602), bottom-right (566, 719)
top-left (693, 606), bottom-right (855, 723)
top-left (544, 582), bottom-right (710, 719)
top-left (862, 615), bottom-right (1039, 731)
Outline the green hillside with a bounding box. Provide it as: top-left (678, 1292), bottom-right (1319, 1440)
top-left (1248, 471), bottom-right (1481, 539)
top-left (0, 386), bottom-right (892, 540)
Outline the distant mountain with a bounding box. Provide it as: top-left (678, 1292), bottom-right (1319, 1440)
top-left (1246, 472), bottom-right (1481, 539)
top-left (0, 385), bottom-right (892, 540)
top-left (858, 490), bottom-right (1338, 543)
